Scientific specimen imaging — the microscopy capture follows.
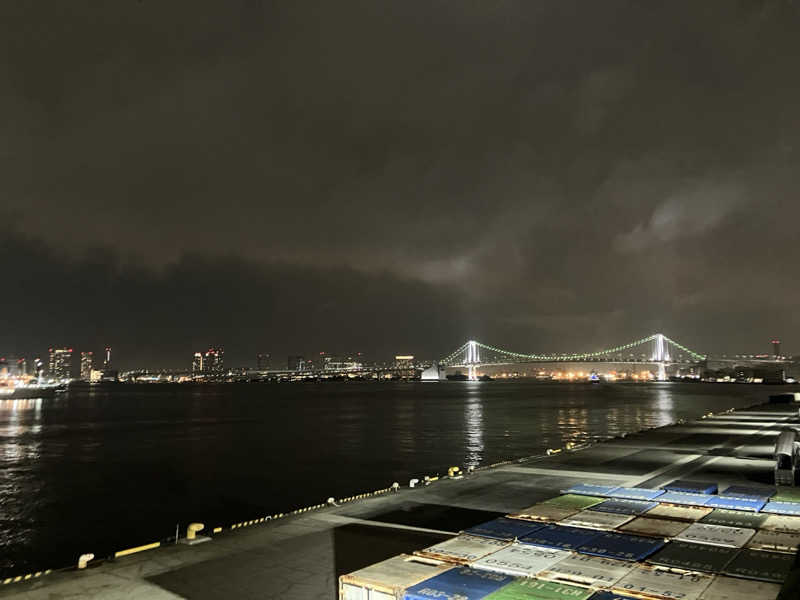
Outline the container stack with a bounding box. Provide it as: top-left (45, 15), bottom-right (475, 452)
top-left (338, 481), bottom-right (800, 599)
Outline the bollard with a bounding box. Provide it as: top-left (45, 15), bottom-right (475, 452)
top-left (409, 478), bottom-right (419, 488)
top-left (77, 553), bottom-right (94, 570)
top-left (447, 466), bottom-right (461, 477)
top-left (391, 482), bottom-right (400, 493)
top-left (186, 523), bottom-right (204, 541)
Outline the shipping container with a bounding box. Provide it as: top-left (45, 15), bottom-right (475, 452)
top-left (339, 554), bottom-right (453, 600)
top-left (519, 524), bottom-right (603, 552)
top-left (538, 554), bottom-right (635, 588)
top-left (415, 534), bottom-right (510, 564)
top-left (464, 517), bottom-right (546, 541)
top-left (719, 485), bottom-right (775, 501)
top-left (644, 503), bottom-right (712, 522)
top-left (721, 548), bottom-right (793, 583)
top-left (760, 513), bottom-right (800, 533)
top-left (645, 540), bottom-right (738, 574)
top-left (560, 510), bottom-right (635, 531)
top-left (483, 577), bottom-right (594, 600)
top-left (705, 496), bottom-right (765, 513)
top-left (696, 574), bottom-right (782, 600)
top-left (403, 566), bottom-right (514, 600)
top-left (542, 495), bottom-right (606, 511)
top-left (617, 517), bottom-right (690, 539)
top-left (471, 542), bottom-right (572, 578)
top-left (563, 484), bottom-right (618, 497)
top-left (698, 509), bottom-right (766, 529)
top-left (664, 480), bottom-right (718, 495)
top-left (612, 565), bottom-right (714, 600)
top-left (607, 488), bottom-right (664, 502)
top-left (745, 529), bottom-right (800, 553)
top-left (762, 501), bottom-right (800, 516)
top-left (576, 532), bottom-right (665, 561)
top-left (655, 492), bottom-right (714, 506)
top-left (675, 523), bottom-right (755, 548)
top-left (588, 499), bottom-right (658, 516)
top-left (512, 505), bottom-right (581, 523)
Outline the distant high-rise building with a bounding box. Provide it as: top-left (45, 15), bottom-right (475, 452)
top-left (192, 352), bottom-right (204, 375)
top-left (772, 339), bottom-right (781, 358)
top-left (103, 347), bottom-right (112, 369)
top-left (33, 358), bottom-right (44, 379)
top-left (204, 347), bottom-right (224, 374)
top-left (80, 352), bottom-right (93, 381)
top-left (287, 355), bottom-right (305, 371)
top-left (257, 353), bottom-right (271, 371)
top-left (49, 348), bottom-right (73, 380)
top-left (0, 357), bottom-right (27, 377)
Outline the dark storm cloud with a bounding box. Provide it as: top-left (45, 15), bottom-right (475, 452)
top-left (2, 1), bottom-right (800, 364)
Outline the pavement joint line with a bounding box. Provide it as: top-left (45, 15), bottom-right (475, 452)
top-left (498, 466), bottom-right (630, 481)
top-left (624, 453), bottom-right (702, 487)
top-left (309, 513), bottom-right (457, 537)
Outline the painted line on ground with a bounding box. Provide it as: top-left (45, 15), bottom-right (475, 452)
top-left (311, 513), bottom-right (457, 536)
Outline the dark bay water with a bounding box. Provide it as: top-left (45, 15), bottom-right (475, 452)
top-left (0, 381), bottom-right (784, 576)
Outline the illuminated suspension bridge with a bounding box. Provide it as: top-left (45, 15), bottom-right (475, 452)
top-left (440, 333), bottom-right (706, 381)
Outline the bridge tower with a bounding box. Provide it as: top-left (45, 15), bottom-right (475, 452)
top-left (651, 333), bottom-right (670, 381)
top-left (466, 340), bottom-right (480, 381)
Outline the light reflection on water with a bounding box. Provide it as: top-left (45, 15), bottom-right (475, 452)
top-left (0, 382), bottom-right (781, 576)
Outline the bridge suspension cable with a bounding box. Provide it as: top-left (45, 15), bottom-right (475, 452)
top-left (440, 333), bottom-right (706, 366)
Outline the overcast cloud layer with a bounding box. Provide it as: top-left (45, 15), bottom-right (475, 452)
top-left (2, 1), bottom-right (799, 368)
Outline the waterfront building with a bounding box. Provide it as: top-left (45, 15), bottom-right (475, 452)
top-left (204, 347), bottom-right (224, 374)
top-left (48, 347), bottom-right (73, 380)
top-left (0, 357), bottom-right (27, 378)
top-left (192, 352), bottom-right (204, 375)
top-left (257, 353), bottom-right (271, 371)
top-left (394, 355), bottom-right (416, 378)
top-left (33, 358), bottom-right (44, 378)
top-left (80, 351), bottom-right (93, 381)
top-left (287, 355), bottom-right (305, 371)
top-left (103, 346), bottom-right (112, 369)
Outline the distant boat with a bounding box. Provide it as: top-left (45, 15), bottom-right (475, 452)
top-left (446, 372), bottom-right (469, 381)
top-left (0, 384), bottom-right (60, 399)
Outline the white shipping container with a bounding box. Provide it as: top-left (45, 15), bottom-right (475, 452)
top-left (560, 510), bottom-right (635, 530)
top-left (618, 516), bottom-right (691, 538)
top-left (697, 574), bottom-right (782, 600)
top-left (538, 553), bottom-right (635, 588)
top-left (745, 529), bottom-right (800, 553)
top-left (676, 523), bottom-right (755, 548)
top-left (760, 514), bottom-right (800, 533)
top-left (339, 554), bottom-right (452, 600)
top-left (471, 542), bottom-right (572, 578)
top-left (511, 505), bottom-right (580, 522)
top-left (613, 565), bottom-right (713, 600)
top-left (646, 504), bottom-right (712, 522)
top-left (414, 534), bottom-right (510, 564)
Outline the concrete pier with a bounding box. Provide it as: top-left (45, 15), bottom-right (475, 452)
top-left (1, 401), bottom-right (796, 599)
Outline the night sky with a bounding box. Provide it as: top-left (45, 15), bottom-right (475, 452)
top-left (2, 1), bottom-right (799, 369)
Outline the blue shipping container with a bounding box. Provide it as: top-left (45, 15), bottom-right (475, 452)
top-left (576, 532), bottom-right (665, 561)
top-left (608, 487), bottom-right (665, 501)
top-left (706, 496), bottom-right (766, 513)
top-left (762, 501), bottom-right (800, 516)
top-left (656, 491), bottom-right (714, 506)
top-left (464, 517), bottom-right (544, 541)
top-left (403, 566), bottom-right (514, 600)
top-left (720, 485), bottom-right (775, 501)
top-left (519, 524), bottom-right (603, 551)
top-left (589, 499), bottom-right (658, 515)
top-left (563, 484), bottom-right (618, 497)
top-left (664, 480), bottom-right (718, 494)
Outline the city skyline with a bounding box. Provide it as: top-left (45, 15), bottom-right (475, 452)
top-left (3, 2), bottom-right (800, 368)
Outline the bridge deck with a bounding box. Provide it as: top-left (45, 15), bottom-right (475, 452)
top-left (1, 400), bottom-right (796, 599)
